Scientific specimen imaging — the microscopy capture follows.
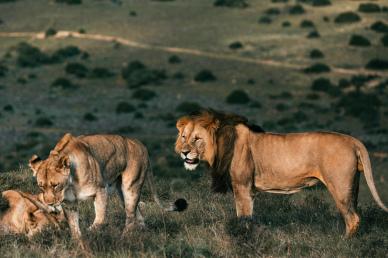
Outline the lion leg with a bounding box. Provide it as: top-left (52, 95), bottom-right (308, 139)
top-left (232, 183), bottom-right (253, 218)
top-left (90, 188), bottom-right (108, 230)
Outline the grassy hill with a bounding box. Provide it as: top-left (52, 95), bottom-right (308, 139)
top-left (0, 0), bottom-right (387, 256)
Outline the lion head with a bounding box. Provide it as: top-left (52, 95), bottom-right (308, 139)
top-left (175, 109), bottom-right (264, 192)
top-left (29, 133), bottom-right (74, 207)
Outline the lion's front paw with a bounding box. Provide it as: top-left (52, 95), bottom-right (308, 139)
top-left (88, 223), bottom-right (103, 231)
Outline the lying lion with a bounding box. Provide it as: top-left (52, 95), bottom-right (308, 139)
top-left (175, 109), bottom-right (388, 237)
top-left (0, 190), bottom-right (64, 237)
top-left (29, 133), bottom-right (187, 239)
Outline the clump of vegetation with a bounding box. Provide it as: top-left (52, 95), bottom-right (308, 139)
top-left (194, 69), bottom-right (217, 82)
top-left (300, 20), bottom-right (315, 28)
top-left (269, 91), bottom-right (293, 99)
top-left (349, 35), bottom-right (371, 47)
top-left (282, 21), bottom-right (291, 27)
top-left (121, 60), bottom-right (167, 88)
top-left (358, 3), bottom-right (381, 13)
top-left (132, 89), bottom-right (157, 101)
top-left (381, 34), bottom-right (388, 46)
top-left (311, 77), bottom-right (340, 96)
top-left (83, 112), bottom-right (97, 121)
top-left (276, 103), bottom-right (288, 111)
top-left (45, 28), bottom-right (57, 37)
top-left (265, 8), bottom-right (281, 15)
top-left (0, 64), bottom-right (8, 77)
top-left (309, 49), bottom-right (324, 59)
top-left (3, 104), bottom-right (13, 112)
top-left (365, 59), bottom-right (388, 70)
top-left (168, 55), bottom-right (182, 64)
top-left (65, 62), bottom-right (88, 78)
top-left (51, 46), bottom-right (81, 61)
top-left (289, 5), bottom-right (305, 15)
top-left (78, 28), bottom-right (86, 34)
top-left (90, 67), bottom-right (115, 78)
top-left (15, 42), bottom-right (51, 67)
top-left (35, 117), bottom-right (53, 127)
top-left (229, 41), bottom-right (243, 50)
top-left (307, 31), bottom-right (320, 38)
top-left (115, 125), bottom-right (136, 134)
top-left (176, 102), bottom-right (202, 114)
top-left (370, 21), bottom-right (388, 33)
top-left (172, 72), bottom-right (185, 80)
top-left (0, 0), bottom-right (16, 3)
top-left (258, 16), bottom-right (272, 24)
top-left (334, 12), bottom-right (361, 23)
top-left (338, 78), bottom-right (351, 89)
top-left (129, 11), bottom-right (137, 17)
top-left (226, 90), bottom-right (250, 104)
top-left (213, 0), bottom-right (248, 8)
top-left (303, 63), bottom-right (330, 73)
top-left (116, 102), bottom-right (136, 114)
top-left (55, 0), bottom-right (82, 4)
top-left (310, 0), bottom-right (331, 6)
top-left (51, 77), bottom-right (78, 90)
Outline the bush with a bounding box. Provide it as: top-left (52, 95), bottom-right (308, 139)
top-left (349, 35), bottom-right (371, 47)
top-left (309, 49), bottom-right (324, 59)
top-left (258, 16), bottom-right (272, 24)
top-left (311, 77), bottom-right (341, 96)
top-left (229, 41), bottom-right (243, 50)
top-left (15, 42), bottom-right (51, 67)
top-left (226, 90), bottom-right (250, 104)
top-left (35, 117), bottom-right (53, 127)
top-left (168, 55), bottom-right (182, 64)
top-left (307, 31), bottom-right (320, 38)
top-left (370, 21), bottom-right (388, 33)
top-left (51, 46), bottom-right (81, 61)
top-left (310, 0), bottom-right (331, 6)
top-left (55, 0), bottom-right (82, 4)
top-left (276, 103), bottom-right (288, 111)
top-left (303, 63), bottom-right (330, 73)
top-left (194, 69), bottom-right (217, 82)
top-left (45, 28), bottom-right (57, 37)
top-left (289, 5), bottom-right (305, 15)
top-left (132, 89), bottom-right (157, 101)
top-left (213, 0), bottom-right (248, 8)
top-left (365, 59), bottom-right (388, 70)
top-left (282, 21), bottom-right (291, 27)
top-left (381, 34), bottom-right (388, 46)
top-left (121, 60), bottom-right (167, 88)
top-left (334, 12), bottom-right (361, 23)
top-left (0, 64), bottom-right (8, 77)
top-left (3, 104), bottom-right (13, 112)
top-left (90, 67), bottom-right (114, 78)
top-left (300, 20), bottom-right (315, 28)
top-left (265, 8), bottom-right (281, 15)
top-left (116, 102), bottom-right (136, 114)
top-left (176, 102), bottom-right (202, 114)
top-left (51, 77), bottom-right (78, 90)
top-left (306, 93), bottom-right (320, 100)
top-left (83, 113), bottom-right (97, 121)
top-left (65, 62), bottom-right (88, 78)
top-left (358, 3), bottom-right (381, 13)
top-left (338, 78), bottom-right (351, 88)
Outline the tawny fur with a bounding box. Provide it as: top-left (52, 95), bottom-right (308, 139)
top-left (175, 109), bottom-right (388, 237)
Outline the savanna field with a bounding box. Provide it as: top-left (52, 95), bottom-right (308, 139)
top-left (0, 0), bottom-right (388, 257)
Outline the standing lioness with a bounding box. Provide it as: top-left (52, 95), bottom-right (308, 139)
top-left (29, 133), bottom-right (186, 238)
top-left (175, 109), bottom-right (388, 237)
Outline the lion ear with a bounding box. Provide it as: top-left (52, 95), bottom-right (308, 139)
top-left (176, 116), bottom-right (191, 133)
top-left (58, 155), bottom-right (71, 175)
top-left (51, 133), bottom-right (73, 156)
top-left (2, 190), bottom-right (23, 207)
top-left (29, 155), bottom-right (42, 177)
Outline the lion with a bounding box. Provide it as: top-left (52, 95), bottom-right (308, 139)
top-left (0, 190), bottom-right (64, 237)
top-left (29, 133), bottom-right (187, 239)
top-left (175, 109), bottom-right (388, 237)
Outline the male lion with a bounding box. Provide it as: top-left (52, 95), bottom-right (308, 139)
top-left (0, 190), bottom-right (64, 237)
top-left (175, 109), bottom-right (388, 237)
top-left (29, 133), bottom-right (187, 238)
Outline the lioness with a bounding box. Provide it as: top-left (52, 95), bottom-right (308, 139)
top-left (29, 133), bottom-right (187, 238)
top-left (0, 190), bottom-right (64, 237)
top-left (175, 109), bottom-right (388, 237)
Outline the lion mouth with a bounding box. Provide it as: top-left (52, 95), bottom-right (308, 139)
top-left (184, 158), bottom-right (199, 165)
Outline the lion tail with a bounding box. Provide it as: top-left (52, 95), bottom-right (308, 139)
top-left (146, 159), bottom-right (188, 212)
top-left (356, 141), bottom-right (388, 212)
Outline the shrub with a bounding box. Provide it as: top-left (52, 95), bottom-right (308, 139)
top-left (0, 0), bottom-right (16, 3)
top-left (282, 21), bottom-right (291, 27)
top-left (229, 41), bottom-right (243, 50)
top-left (303, 63), bottom-right (330, 73)
top-left (381, 34), bottom-right (388, 46)
top-left (258, 16), bottom-right (272, 24)
top-left (129, 11), bottom-right (137, 17)
top-left (132, 89), bottom-right (157, 101)
top-left (65, 62), bottom-right (88, 78)
top-left (90, 67), bottom-right (114, 78)
top-left (213, 0), bottom-right (248, 8)
top-left (306, 93), bottom-right (320, 100)
top-left (309, 49), bottom-right (324, 59)
top-left (3, 104), bottom-right (13, 112)
top-left (45, 28), bottom-right (57, 37)
top-left (51, 46), bottom-right (81, 61)
top-left (365, 59), bottom-right (388, 70)
top-left (249, 101), bottom-right (262, 109)
top-left (176, 102), bottom-right (202, 114)
top-left (358, 3), bottom-right (381, 13)
top-left (0, 64), bottom-right (8, 77)
top-left (310, 0), bottom-right (331, 6)
top-left (276, 103), bottom-right (288, 111)
top-left (300, 20), bottom-right (315, 28)
top-left (78, 28), bottom-right (86, 34)
top-left (83, 113), bottom-right (97, 121)
top-left (55, 0), bottom-right (82, 4)
top-left (15, 42), bottom-right (51, 67)
top-left (194, 69), bottom-right (217, 82)
top-left (289, 5), bottom-right (305, 15)
top-left (226, 90), bottom-right (250, 104)
top-left (338, 78), bottom-right (351, 88)
top-left (51, 77), bottom-right (78, 90)
top-left (172, 72), bottom-right (185, 80)
top-left (17, 77), bottom-right (27, 84)
top-left (370, 21), bottom-right (388, 33)
top-left (116, 102), bottom-right (136, 114)
top-left (311, 77), bottom-right (340, 96)
top-left (334, 12), bottom-right (361, 23)
top-left (349, 35), bottom-right (371, 47)
top-left (168, 55), bottom-right (182, 64)
top-left (307, 31), bottom-right (320, 38)
top-left (121, 60), bottom-right (167, 88)
top-left (265, 8), bottom-right (281, 15)
top-left (134, 112), bottom-right (144, 119)
top-left (35, 117), bottom-right (53, 127)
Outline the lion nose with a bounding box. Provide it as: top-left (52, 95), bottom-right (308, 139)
top-left (182, 151), bottom-right (190, 156)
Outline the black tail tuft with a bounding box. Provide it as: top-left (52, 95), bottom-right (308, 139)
top-left (173, 198), bottom-right (188, 212)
